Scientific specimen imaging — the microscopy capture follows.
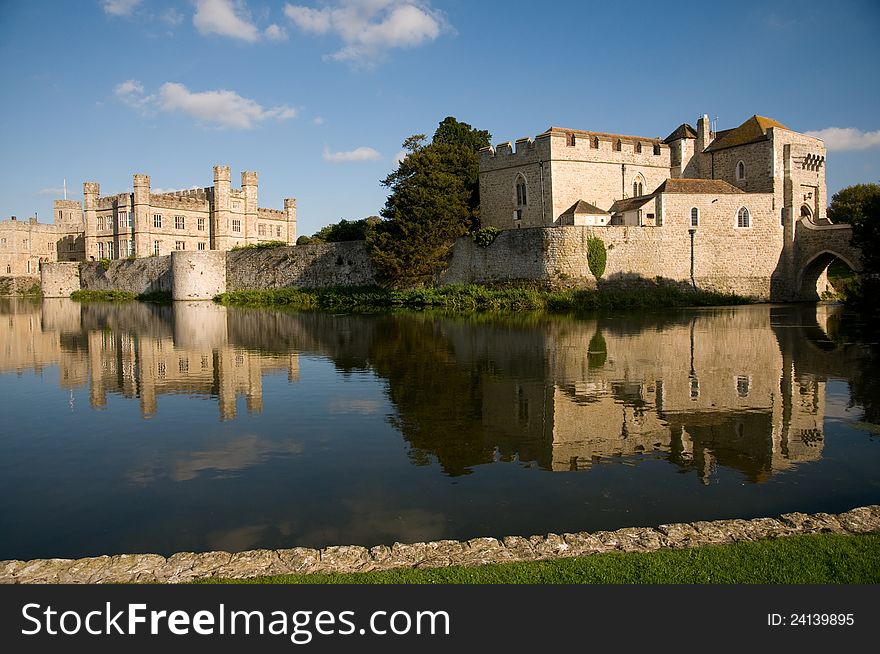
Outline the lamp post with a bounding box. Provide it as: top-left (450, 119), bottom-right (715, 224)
top-left (688, 227), bottom-right (697, 289)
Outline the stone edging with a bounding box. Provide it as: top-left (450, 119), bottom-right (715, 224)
top-left (2, 505), bottom-right (879, 584)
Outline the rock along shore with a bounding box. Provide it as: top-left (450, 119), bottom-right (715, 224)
top-left (2, 505), bottom-right (879, 584)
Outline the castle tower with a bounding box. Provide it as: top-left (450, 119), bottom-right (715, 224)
top-left (284, 198), bottom-right (297, 244)
top-left (211, 165), bottom-right (231, 250)
top-left (241, 171), bottom-right (258, 244)
top-left (83, 181), bottom-right (99, 261)
top-left (132, 173), bottom-right (151, 257)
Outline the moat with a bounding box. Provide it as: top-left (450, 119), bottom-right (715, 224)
top-left (1, 298), bottom-right (879, 561)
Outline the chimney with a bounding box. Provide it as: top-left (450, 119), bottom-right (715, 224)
top-left (696, 114), bottom-right (711, 152)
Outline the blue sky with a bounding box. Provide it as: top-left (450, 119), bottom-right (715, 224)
top-left (1, 0), bottom-right (878, 237)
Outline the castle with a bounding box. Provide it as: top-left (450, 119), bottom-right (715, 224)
top-left (1, 165), bottom-right (297, 277)
top-left (475, 114), bottom-right (857, 299)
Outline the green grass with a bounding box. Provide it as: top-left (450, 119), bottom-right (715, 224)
top-left (215, 283), bottom-right (752, 314)
top-left (196, 532), bottom-right (880, 585)
top-left (70, 289), bottom-right (172, 303)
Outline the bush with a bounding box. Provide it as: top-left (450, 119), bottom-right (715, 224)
top-left (296, 235), bottom-right (313, 246)
top-left (99, 258), bottom-right (110, 270)
top-left (587, 237), bottom-right (606, 279)
top-left (231, 240), bottom-right (288, 251)
top-left (473, 227), bottom-right (501, 247)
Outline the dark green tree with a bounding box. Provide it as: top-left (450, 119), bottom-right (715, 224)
top-left (827, 183), bottom-right (880, 224)
top-left (312, 216), bottom-right (381, 243)
top-left (851, 193), bottom-right (880, 274)
top-left (369, 118), bottom-right (492, 285)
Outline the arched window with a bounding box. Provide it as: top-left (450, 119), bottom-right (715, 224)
top-left (800, 205), bottom-right (812, 221)
top-left (690, 207), bottom-right (699, 227)
top-left (737, 206), bottom-right (751, 228)
top-left (592, 136), bottom-right (600, 149)
top-left (515, 176), bottom-right (528, 207)
top-left (632, 174), bottom-right (645, 197)
top-left (736, 161), bottom-right (745, 180)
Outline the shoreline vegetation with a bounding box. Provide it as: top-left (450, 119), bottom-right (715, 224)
top-left (213, 283), bottom-right (753, 313)
top-left (70, 289), bottom-right (172, 303)
top-left (200, 533), bottom-right (880, 585)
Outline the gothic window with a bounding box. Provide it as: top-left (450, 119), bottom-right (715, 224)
top-left (632, 174), bottom-right (645, 197)
top-left (515, 176), bottom-right (528, 207)
top-left (691, 207), bottom-right (699, 227)
top-left (737, 206), bottom-right (751, 228)
top-left (736, 161), bottom-right (745, 180)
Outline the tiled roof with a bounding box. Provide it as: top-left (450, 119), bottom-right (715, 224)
top-left (663, 123), bottom-right (698, 143)
top-left (704, 115), bottom-right (788, 152)
top-left (654, 179), bottom-right (745, 194)
top-left (543, 127), bottom-right (663, 146)
top-left (563, 200), bottom-right (609, 215)
top-left (609, 196), bottom-right (653, 214)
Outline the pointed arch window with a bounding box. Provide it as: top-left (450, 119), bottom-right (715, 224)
top-left (737, 206), bottom-right (751, 228)
top-left (736, 161), bottom-right (745, 180)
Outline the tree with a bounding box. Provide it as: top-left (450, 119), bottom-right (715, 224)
top-left (312, 216), bottom-right (381, 243)
top-left (851, 193), bottom-right (880, 274)
top-left (368, 117), bottom-right (492, 284)
top-left (827, 183), bottom-right (880, 224)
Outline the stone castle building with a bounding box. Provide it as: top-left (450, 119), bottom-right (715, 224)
top-left (1, 165), bottom-right (297, 279)
top-left (476, 114), bottom-right (855, 299)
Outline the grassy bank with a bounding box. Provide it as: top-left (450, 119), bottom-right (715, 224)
top-left (70, 289), bottom-right (172, 303)
top-left (215, 283), bottom-right (753, 314)
top-left (197, 532), bottom-right (880, 584)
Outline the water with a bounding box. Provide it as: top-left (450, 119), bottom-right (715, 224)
top-left (1, 298), bottom-right (878, 560)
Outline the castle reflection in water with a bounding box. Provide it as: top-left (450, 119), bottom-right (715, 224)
top-left (1, 298), bottom-right (854, 483)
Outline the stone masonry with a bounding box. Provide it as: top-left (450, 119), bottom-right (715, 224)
top-left (1, 505), bottom-right (877, 584)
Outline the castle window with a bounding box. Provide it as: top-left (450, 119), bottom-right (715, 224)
top-left (175, 241), bottom-right (185, 251)
top-left (153, 240), bottom-right (160, 256)
top-left (22, 238), bottom-right (28, 247)
top-left (197, 217), bottom-right (205, 231)
top-left (276, 225), bottom-right (282, 237)
top-left (232, 219), bottom-right (241, 233)
top-left (107, 242), bottom-right (113, 259)
top-left (615, 139), bottom-right (622, 152)
top-left (515, 209), bottom-right (523, 221)
top-left (566, 132), bottom-right (576, 147)
top-left (232, 201), bottom-right (240, 210)
top-left (736, 375), bottom-right (751, 398)
top-left (128, 213), bottom-right (134, 228)
top-left (736, 206), bottom-right (751, 228)
top-left (120, 239), bottom-right (127, 256)
top-left (780, 208), bottom-right (786, 226)
top-left (5, 264), bottom-right (9, 274)
top-left (633, 175), bottom-right (645, 197)
top-left (636, 142), bottom-right (643, 154)
top-left (736, 161), bottom-right (745, 180)
top-left (592, 136), bottom-right (600, 149)
top-left (515, 176), bottom-right (528, 207)
top-left (690, 376), bottom-right (699, 400)
top-left (258, 223), bottom-right (266, 237)
top-left (153, 214), bottom-right (162, 229)
top-left (198, 242), bottom-right (206, 251)
top-left (175, 215), bottom-right (185, 230)
top-left (653, 144), bottom-right (661, 155)
top-left (59, 210), bottom-right (63, 221)
top-left (691, 207), bottom-right (700, 227)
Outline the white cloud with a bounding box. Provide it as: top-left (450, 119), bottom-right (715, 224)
top-left (804, 127), bottom-right (880, 151)
top-left (394, 149), bottom-right (407, 164)
top-left (114, 79), bottom-right (298, 129)
top-left (284, 1), bottom-right (447, 65)
top-left (312, 116), bottom-right (325, 125)
top-left (323, 146), bottom-right (381, 162)
top-left (101, 0), bottom-right (142, 16)
top-left (160, 8), bottom-right (184, 27)
top-left (38, 187), bottom-right (66, 196)
top-left (194, 0), bottom-right (260, 42)
top-left (264, 23), bottom-right (288, 40)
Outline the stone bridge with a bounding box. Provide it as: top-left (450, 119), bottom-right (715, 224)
top-left (790, 218), bottom-right (863, 300)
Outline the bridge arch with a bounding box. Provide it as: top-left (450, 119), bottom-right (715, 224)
top-left (795, 249), bottom-right (860, 301)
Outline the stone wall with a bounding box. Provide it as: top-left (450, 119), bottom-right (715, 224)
top-left (79, 256), bottom-right (173, 295)
top-left (2, 505), bottom-right (877, 584)
top-left (226, 242), bottom-right (376, 291)
top-left (41, 263), bottom-right (81, 298)
top-left (0, 275), bottom-right (41, 296)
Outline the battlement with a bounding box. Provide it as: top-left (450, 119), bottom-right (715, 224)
top-left (149, 194), bottom-right (211, 211)
top-left (241, 171), bottom-right (258, 187)
top-left (153, 188), bottom-right (211, 201)
top-left (257, 207), bottom-right (285, 219)
top-left (213, 165), bottom-right (231, 182)
top-left (96, 194), bottom-right (132, 210)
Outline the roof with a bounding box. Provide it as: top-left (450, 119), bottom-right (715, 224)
top-left (663, 123), bottom-right (698, 144)
top-left (704, 115), bottom-right (789, 152)
top-left (609, 196), bottom-right (653, 214)
top-left (653, 179), bottom-right (745, 194)
top-left (562, 200), bottom-right (609, 216)
top-left (542, 126), bottom-right (663, 146)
